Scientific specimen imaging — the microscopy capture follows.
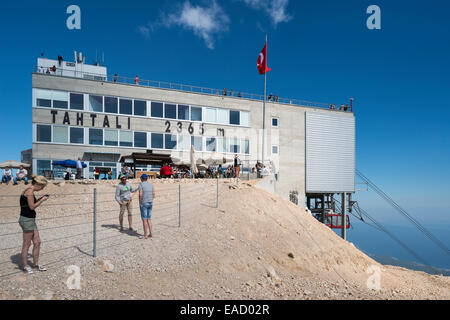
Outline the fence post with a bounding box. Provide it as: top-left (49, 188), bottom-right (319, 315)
top-left (216, 178), bottom-right (219, 208)
top-left (178, 184), bottom-right (181, 228)
top-left (93, 188), bottom-right (97, 258)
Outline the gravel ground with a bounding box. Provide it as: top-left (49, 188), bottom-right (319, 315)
top-left (0, 179), bottom-right (449, 300)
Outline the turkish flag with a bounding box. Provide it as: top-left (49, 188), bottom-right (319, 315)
top-left (257, 42), bottom-right (271, 75)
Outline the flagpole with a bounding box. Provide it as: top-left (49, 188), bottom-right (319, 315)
top-left (262, 34), bottom-right (267, 172)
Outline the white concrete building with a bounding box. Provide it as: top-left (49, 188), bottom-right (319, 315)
top-left (31, 53), bottom-right (355, 206)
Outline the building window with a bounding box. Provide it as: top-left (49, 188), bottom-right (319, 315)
top-left (272, 145), bottom-right (279, 155)
top-left (165, 134), bottom-right (177, 150)
top-left (36, 89), bottom-right (52, 107)
top-left (178, 105), bottom-right (189, 120)
top-left (120, 131), bottom-right (133, 147)
top-left (36, 160), bottom-right (51, 176)
top-left (206, 137), bottom-right (216, 152)
top-left (191, 136), bottom-right (203, 151)
top-left (70, 127), bottom-right (84, 144)
top-left (217, 109), bottom-right (229, 125)
top-left (70, 93), bottom-right (84, 110)
top-left (230, 138), bottom-right (240, 154)
top-left (104, 97), bottom-right (118, 114)
top-left (151, 133), bottom-right (164, 149)
top-left (217, 137), bottom-right (227, 153)
top-left (191, 106), bottom-right (202, 122)
top-left (89, 95), bottom-right (103, 112)
top-left (151, 102), bottom-right (164, 118)
top-left (36, 124), bottom-right (51, 142)
top-left (165, 104), bottom-right (177, 119)
top-left (272, 117), bottom-right (279, 127)
top-left (134, 132), bottom-right (147, 148)
top-left (178, 135), bottom-right (190, 151)
top-left (104, 129), bottom-right (118, 146)
top-left (119, 99), bottom-right (132, 115)
top-left (230, 110), bottom-right (240, 125)
top-left (242, 139), bottom-right (250, 155)
top-left (241, 111), bottom-right (250, 126)
top-left (53, 91), bottom-right (68, 109)
top-left (205, 108), bottom-right (217, 123)
top-left (89, 128), bottom-right (103, 145)
top-left (134, 100), bottom-right (146, 116)
top-left (53, 126), bottom-right (68, 143)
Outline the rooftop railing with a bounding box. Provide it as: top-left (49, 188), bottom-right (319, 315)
top-left (33, 66), bottom-right (352, 112)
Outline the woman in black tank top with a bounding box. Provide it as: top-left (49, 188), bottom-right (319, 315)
top-left (20, 194), bottom-right (37, 218)
top-left (19, 175), bottom-right (49, 274)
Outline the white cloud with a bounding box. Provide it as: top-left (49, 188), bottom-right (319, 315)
top-left (138, 26), bottom-right (151, 39)
top-left (164, 1), bottom-right (230, 50)
top-left (242, 0), bottom-right (292, 26)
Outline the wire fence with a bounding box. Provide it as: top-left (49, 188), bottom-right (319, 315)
top-left (0, 179), bottom-right (222, 278)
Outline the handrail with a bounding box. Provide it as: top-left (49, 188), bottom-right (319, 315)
top-left (33, 66), bottom-right (352, 112)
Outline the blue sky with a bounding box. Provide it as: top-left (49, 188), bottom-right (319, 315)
top-left (0, 0), bottom-right (449, 232)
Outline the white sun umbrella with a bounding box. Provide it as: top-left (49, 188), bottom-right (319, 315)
top-left (204, 152), bottom-right (223, 166)
top-left (212, 152), bottom-right (225, 165)
top-left (223, 154), bottom-right (235, 165)
top-left (0, 160), bottom-right (31, 168)
top-left (190, 146), bottom-right (199, 175)
top-left (171, 152), bottom-right (190, 166)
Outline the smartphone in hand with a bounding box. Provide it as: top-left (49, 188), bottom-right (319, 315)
top-left (37, 195), bottom-right (50, 202)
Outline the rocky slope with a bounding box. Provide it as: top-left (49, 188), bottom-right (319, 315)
top-left (0, 179), bottom-right (448, 300)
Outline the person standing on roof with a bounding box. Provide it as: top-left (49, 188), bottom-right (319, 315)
top-left (134, 75), bottom-right (139, 85)
top-left (115, 175), bottom-right (137, 232)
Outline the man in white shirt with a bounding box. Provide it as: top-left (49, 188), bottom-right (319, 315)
top-left (76, 158), bottom-right (83, 179)
top-left (14, 165), bottom-right (29, 185)
top-left (2, 166), bottom-right (12, 184)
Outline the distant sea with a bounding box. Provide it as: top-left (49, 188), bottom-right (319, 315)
top-left (333, 220), bottom-right (450, 276)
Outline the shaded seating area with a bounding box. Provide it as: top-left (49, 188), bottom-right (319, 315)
top-left (119, 151), bottom-right (173, 179)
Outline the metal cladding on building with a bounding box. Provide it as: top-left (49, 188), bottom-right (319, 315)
top-left (31, 54), bottom-right (355, 203)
